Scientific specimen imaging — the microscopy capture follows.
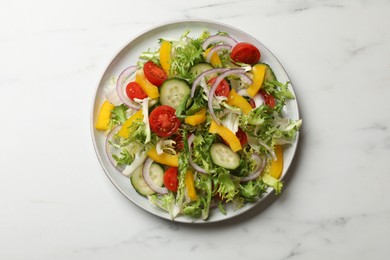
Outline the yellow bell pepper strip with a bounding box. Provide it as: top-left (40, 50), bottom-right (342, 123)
top-left (246, 64), bottom-right (266, 97)
top-left (209, 120), bottom-right (242, 152)
top-left (226, 89), bottom-right (253, 115)
top-left (147, 146), bottom-right (179, 167)
top-left (269, 145), bottom-right (284, 179)
top-left (204, 47), bottom-right (222, 67)
top-left (184, 108), bottom-right (206, 126)
top-left (185, 170), bottom-right (198, 201)
top-left (95, 100), bottom-right (115, 131)
top-left (118, 109), bottom-right (143, 138)
top-left (135, 70), bottom-right (159, 99)
top-left (159, 40), bottom-right (172, 75)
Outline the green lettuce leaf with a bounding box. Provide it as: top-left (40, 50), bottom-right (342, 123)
top-left (109, 104), bottom-right (128, 129)
top-left (239, 179), bottom-right (267, 202)
top-left (262, 174), bottom-right (283, 195)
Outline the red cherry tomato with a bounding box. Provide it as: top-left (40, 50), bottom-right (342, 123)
top-left (149, 105), bottom-right (180, 137)
top-left (125, 82), bottom-right (147, 100)
top-left (164, 167), bottom-right (178, 192)
top-left (208, 77), bottom-right (230, 97)
top-left (236, 128), bottom-right (248, 146)
top-left (230, 42), bottom-right (261, 65)
top-left (143, 61), bottom-right (167, 87)
top-left (259, 89), bottom-right (276, 108)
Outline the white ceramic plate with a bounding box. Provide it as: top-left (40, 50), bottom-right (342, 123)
top-left (91, 19), bottom-right (300, 223)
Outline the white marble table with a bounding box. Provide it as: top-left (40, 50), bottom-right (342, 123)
top-left (1, 0), bottom-right (389, 259)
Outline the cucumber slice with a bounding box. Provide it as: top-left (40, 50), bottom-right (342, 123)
top-left (130, 163), bottom-right (164, 196)
top-left (263, 63), bottom-right (277, 82)
top-left (160, 78), bottom-right (191, 110)
top-left (189, 63), bottom-right (214, 78)
top-left (210, 143), bottom-right (240, 170)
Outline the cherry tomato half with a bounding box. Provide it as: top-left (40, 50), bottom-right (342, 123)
top-left (230, 42), bottom-right (261, 65)
top-left (143, 61), bottom-right (167, 87)
top-left (164, 167), bottom-right (178, 192)
top-left (149, 105), bottom-right (180, 137)
top-left (125, 82), bottom-right (147, 100)
top-left (208, 77), bottom-right (230, 97)
top-left (236, 128), bottom-right (248, 146)
top-left (259, 89), bottom-right (276, 108)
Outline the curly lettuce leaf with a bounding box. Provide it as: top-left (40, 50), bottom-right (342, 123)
top-left (262, 80), bottom-right (295, 112)
top-left (175, 129), bottom-right (189, 211)
top-left (195, 174), bottom-right (213, 220)
top-left (212, 169), bottom-right (239, 202)
top-left (239, 179), bottom-right (267, 202)
top-left (182, 173), bottom-right (213, 220)
top-left (240, 105), bottom-right (301, 156)
top-left (169, 30), bottom-right (209, 82)
top-left (149, 193), bottom-right (180, 220)
top-left (262, 174), bottom-right (283, 195)
top-left (108, 104), bottom-right (128, 129)
top-left (192, 131), bottom-right (215, 173)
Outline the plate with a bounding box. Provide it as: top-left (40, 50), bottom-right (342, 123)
top-left (91, 19), bottom-right (300, 223)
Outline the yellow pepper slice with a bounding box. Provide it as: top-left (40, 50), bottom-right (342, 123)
top-left (147, 146), bottom-right (179, 167)
top-left (159, 40), bottom-right (172, 75)
top-left (247, 64), bottom-right (266, 97)
top-left (269, 145), bottom-right (284, 179)
top-left (118, 110), bottom-right (143, 138)
top-left (204, 47), bottom-right (222, 67)
top-left (95, 100), bottom-right (115, 131)
top-left (226, 89), bottom-right (253, 115)
top-left (135, 70), bottom-right (159, 99)
top-left (184, 108), bottom-right (207, 126)
top-left (209, 120), bottom-right (242, 152)
top-left (185, 170), bottom-right (198, 201)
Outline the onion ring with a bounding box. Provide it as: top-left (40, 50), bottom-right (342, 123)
top-left (208, 68), bottom-right (253, 124)
top-left (239, 154), bottom-right (266, 182)
top-left (191, 68), bottom-right (228, 98)
top-left (105, 125), bottom-right (125, 172)
top-left (202, 34), bottom-right (238, 50)
top-left (205, 44), bottom-right (232, 63)
top-left (142, 158), bottom-right (168, 194)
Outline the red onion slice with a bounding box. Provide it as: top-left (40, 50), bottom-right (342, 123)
top-left (205, 44), bottom-right (232, 63)
top-left (116, 66), bottom-right (141, 110)
top-left (142, 158), bottom-right (168, 194)
top-left (187, 134), bottom-right (208, 174)
top-left (202, 34), bottom-right (238, 50)
top-left (105, 125), bottom-right (125, 172)
top-left (258, 139), bottom-right (277, 161)
top-left (240, 153), bottom-right (266, 182)
top-left (208, 68), bottom-right (253, 124)
top-left (191, 68), bottom-right (228, 97)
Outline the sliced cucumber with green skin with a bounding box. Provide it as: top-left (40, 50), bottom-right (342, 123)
top-left (160, 78), bottom-right (191, 110)
top-left (130, 163), bottom-right (164, 196)
top-left (263, 63), bottom-right (277, 82)
top-left (189, 63), bottom-right (214, 78)
top-left (210, 143), bottom-right (240, 170)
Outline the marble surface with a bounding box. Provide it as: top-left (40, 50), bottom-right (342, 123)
top-left (1, 0), bottom-right (389, 259)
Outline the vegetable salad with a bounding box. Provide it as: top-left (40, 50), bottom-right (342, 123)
top-left (95, 29), bottom-right (302, 220)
